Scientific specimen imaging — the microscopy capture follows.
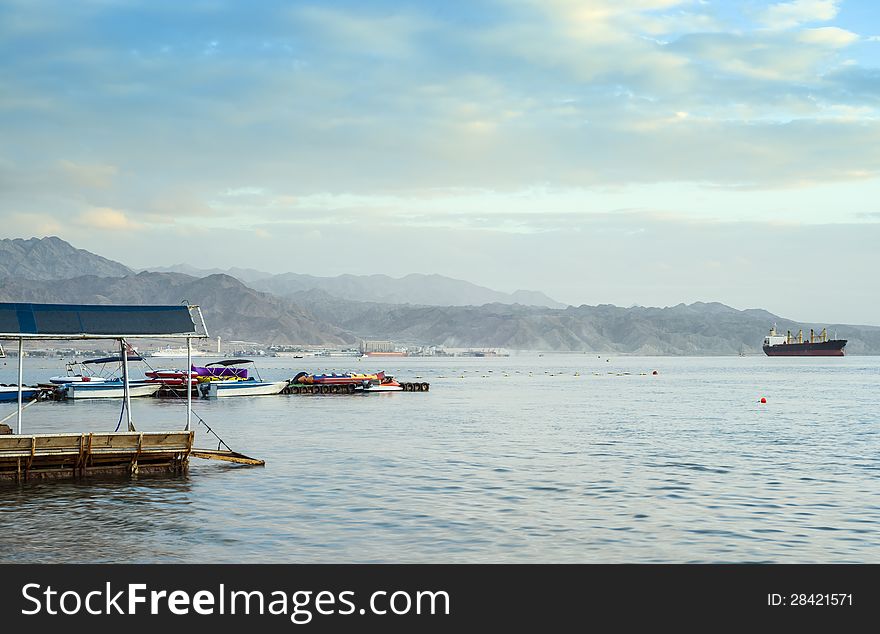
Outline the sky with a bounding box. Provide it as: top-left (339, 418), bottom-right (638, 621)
top-left (1, 0), bottom-right (879, 324)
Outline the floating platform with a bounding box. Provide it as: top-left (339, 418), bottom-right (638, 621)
top-left (155, 385), bottom-right (200, 398)
top-left (286, 381), bottom-right (429, 394)
top-left (190, 448), bottom-right (265, 466)
top-left (0, 431), bottom-right (265, 481)
top-left (0, 431), bottom-right (194, 481)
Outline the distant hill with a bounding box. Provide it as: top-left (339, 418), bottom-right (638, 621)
top-left (143, 264), bottom-right (274, 285)
top-left (288, 291), bottom-right (880, 355)
top-left (0, 272), bottom-right (355, 346)
top-left (251, 272), bottom-right (566, 308)
top-left (0, 236), bottom-right (132, 280)
top-left (8, 236), bottom-right (565, 308)
top-left (2, 236), bottom-right (878, 354)
top-left (143, 264), bottom-right (566, 308)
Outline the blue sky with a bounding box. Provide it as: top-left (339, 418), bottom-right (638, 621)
top-left (1, 0), bottom-right (879, 323)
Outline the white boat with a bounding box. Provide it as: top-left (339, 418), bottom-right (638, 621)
top-left (49, 354), bottom-right (142, 384)
top-left (149, 347), bottom-right (209, 358)
top-left (63, 381), bottom-right (162, 399)
top-left (203, 379), bottom-right (288, 397)
top-left (0, 385), bottom-right (40, 402)
top-left (363, 383), bottom-right (403, 392)
top-left (49, 375), bottom-right (108, 385)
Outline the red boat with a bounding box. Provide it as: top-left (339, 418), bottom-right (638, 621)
top-left (144, 369), bottom-right (198, 385)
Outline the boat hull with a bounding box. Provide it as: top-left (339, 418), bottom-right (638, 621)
top-left (206, 380), bottom-right (288, 397)
top-left (763, 340), bottom-right (847, 357)
top-left (49, 376), bottom-right (107, 385)
top-left (0, 387), bottom-right (40, 402)
top-left (363, 384), bottom-right (403, 392)
top-left (64, 382), bottom-right (162, 399)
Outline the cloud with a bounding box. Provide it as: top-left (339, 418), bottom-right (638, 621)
top-left (76, 207), bottom-right (142, 231)
top-left (3, 211), bottom-right (63, 236)
top-left (798, 26), bottom-right (859, 47)
top-left (291, 5), bottom-right (432, 59)
top-left (669, 30), bottom-right (850, 82)
top-left (1, 0), bottom-right (879, 232)
top-left (758, 0), bottom-right (840, 29)
top-left (59, 160), bottom-right (117, 189)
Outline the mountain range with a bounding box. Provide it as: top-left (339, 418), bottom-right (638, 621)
top-left (0, 236), bottom-right (133, 279)
top-left (144, 264), bottom-right (566, 308)
top-left (287, 289), bottom-right (880, 355)
top-left (0, 271), bottom-right (354, 346)
top-left (2, 236), bottom-right (879, 354)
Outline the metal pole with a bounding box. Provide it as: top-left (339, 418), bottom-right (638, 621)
top-left (186, 336), bottom-right (192, 431)
top-left (17, 337), bottom-right (23, 435)
top-left (121, 338), bottom-right (134, 432)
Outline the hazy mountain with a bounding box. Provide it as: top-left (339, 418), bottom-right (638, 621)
top-left (288, 292), bottom-right (880, 355)
top-left (251, 272), bottom-right (566, 308)
top-left (142, 264), bottom-right (274, 284)
top-left (0, 236), bottom-right (132, 280)
top-left (147, 265), bottom-right (566, 308)
top-left (0, 272), bottom-right (355, 346)
top-left (6, 237), bottom-right (565, 308)
top-left (2, 236), bottom-right (877, 354)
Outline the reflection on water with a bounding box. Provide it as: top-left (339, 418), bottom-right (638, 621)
top-left (1, 355), bottom-right (879, 563)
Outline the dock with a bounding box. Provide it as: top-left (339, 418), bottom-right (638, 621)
top-left (0, 431), bottom-right (193, 481)
top-left (0, 301), bottom-right (264, 484)
top-left (0, 430), bottom-right (265, 481)
top-left (286, 381), bottom-right (430, 394)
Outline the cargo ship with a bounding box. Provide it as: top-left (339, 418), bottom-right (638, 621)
top-left (762, 326), bottom-right (846, 357)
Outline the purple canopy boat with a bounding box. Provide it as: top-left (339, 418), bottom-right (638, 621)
top-left (191, 359), bottom-right (249, 379)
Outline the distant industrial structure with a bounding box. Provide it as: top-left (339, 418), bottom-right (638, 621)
top-left (360, 340), bottom-right (397, 354)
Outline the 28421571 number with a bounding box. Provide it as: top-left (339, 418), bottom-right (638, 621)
top-left (767, 593), bottom-right (852, 606)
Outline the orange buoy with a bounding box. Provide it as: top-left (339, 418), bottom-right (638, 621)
top-left (760, 397), bottom-right (767, 404)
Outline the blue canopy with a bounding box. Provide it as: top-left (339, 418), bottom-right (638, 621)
top-left (0, 303), bottom-right (208, 340)
top-left (83, 355), bottom-right (145, 364)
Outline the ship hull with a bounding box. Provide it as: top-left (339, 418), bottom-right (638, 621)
top-left (763, 340), bottom-right (846, 357)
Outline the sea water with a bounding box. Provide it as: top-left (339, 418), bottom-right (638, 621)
top-left (0, 354), bottom-right (878, 563)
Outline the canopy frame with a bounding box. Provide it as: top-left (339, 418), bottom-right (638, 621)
top-left (0, 303), bottom-right (208, 435)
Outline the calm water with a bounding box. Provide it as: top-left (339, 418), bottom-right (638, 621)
top-left (1, 354), bottom-right (878, 563)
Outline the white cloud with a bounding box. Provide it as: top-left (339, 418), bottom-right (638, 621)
top-left (758, 0), bottom-right (840, 30)
top-left (76, 207), bottom-right (142, 231)
top-left (797, 26), bottom-right (859, 47)
top-left (59, 160), bottom-right (117, 189)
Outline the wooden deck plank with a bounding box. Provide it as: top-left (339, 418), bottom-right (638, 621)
top-left (0, 431), bottom-right (195, 481)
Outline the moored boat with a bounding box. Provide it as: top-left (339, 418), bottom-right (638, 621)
top-left (195, 359), bottom-right (284, 397)
top-left (194, 360), bottom-right (249, 380)
top-left (62, 381), bottom-right (162, 399)
top-left (149, 346), bottom-right (208, 358)
top-left (362, 377), bottom-right (403, 392)
top-left (144, 368), bottom-right (198, 386)
top-left (0, 385), bottom-right (40, 402)
top-left (49, 374), bottom-right (108, 385)
top-left (202, 379), bottom-right (288, 397)
top-left (49, 354), bottom-right (143, 384)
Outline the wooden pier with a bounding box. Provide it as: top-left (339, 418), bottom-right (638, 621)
top-left (0, 302), bottom-right (265, 483)
top-left (0, 431), bottom-right (194, 481)
top-left (0, 430), bottom-right (265, 482)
